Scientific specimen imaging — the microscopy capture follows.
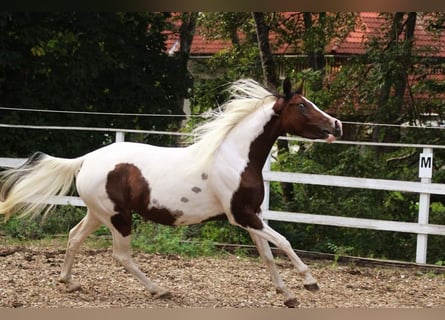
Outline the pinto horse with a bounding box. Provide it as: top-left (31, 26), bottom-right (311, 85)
top-left (0, 78), bottom-right (342, 307)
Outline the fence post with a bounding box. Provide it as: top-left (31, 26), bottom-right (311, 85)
top-left (261, 151), bottom-right (272, 222)
top-left (416, 147), bottom-right (433, 264)
top-left (115, 131), bottom-right (125, 142)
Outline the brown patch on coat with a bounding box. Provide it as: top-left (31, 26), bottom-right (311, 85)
top-left (230, 117), bottom-right (282, 230)
top-left (230, 169), bottom-right (264, 229)
top-left (106, 163), bottom-right (179, 237)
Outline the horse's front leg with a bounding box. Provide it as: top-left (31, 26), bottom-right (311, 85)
top-left (249, 231), bottom-right (298, 307)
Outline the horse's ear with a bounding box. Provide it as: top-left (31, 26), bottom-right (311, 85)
top-left (283, 78), bottom-right (292, 100)
top-left (295, 80), bottom-right (304, 94)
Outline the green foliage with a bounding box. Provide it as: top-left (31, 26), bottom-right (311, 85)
top-left (0, 203), bottom-right (254, 258)
top-left (192, 220), bottom-right (252, 245)
top-left (327, 242), bottom-right (354, 267)
top-left (1, 216), bottom-right (43, 239)
top-left (131, 219), bottom-right (217, 257)
top-left (0, 12), bottom-right (188, 157)
top-left (267, 141), bottom-right (445, 264)
top-left (0, 205), bottom-right (85, 239)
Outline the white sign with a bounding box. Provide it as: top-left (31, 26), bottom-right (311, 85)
top-left (419, 152), bottom-right (433, 178)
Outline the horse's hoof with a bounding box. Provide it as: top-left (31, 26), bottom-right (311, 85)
top-left (152, 289), bottom-right (172, 299)
top-left (304, 283), bottom-right (319, 292)
top-left (284, 297), bottom-right (299, 308)
top-left (66, 282), bottom-right (82, 293)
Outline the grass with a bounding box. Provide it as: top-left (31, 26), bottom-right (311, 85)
top-left (0, 211), bottom-right (221, 257)
top-left (0, 208), bottom-right (246, 258)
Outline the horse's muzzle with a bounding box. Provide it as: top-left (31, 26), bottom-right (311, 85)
top-left (333, 120), bottom-right (343, 138)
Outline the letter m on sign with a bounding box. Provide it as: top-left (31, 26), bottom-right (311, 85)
top-left (419, 152), bottom-right (433, 178)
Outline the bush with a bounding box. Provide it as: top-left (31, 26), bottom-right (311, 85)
top-left (268, 143), bottom-right (445, 264)
top-left (191, 220), bottom-right (252, 245)
top-left (131, 219), bottom-right (217, 257)
top-left (0, 206), bottom-right (85, 239)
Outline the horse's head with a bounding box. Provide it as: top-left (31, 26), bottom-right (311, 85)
top-left (273, 78), bottom-right (342, 142)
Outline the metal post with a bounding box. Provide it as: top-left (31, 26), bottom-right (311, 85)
top-left (416, 147), bottom-right (433, 264)
top-left (115, 131), bottom-right (125, 142)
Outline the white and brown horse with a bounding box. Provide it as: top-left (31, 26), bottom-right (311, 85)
top-left (0, 78), bottom-right (342, 307)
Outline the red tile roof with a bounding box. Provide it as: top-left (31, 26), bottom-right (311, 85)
top-left (165, 12), bottom-right (445, 58)
top-left (330, 12), bottom-right (445, 57)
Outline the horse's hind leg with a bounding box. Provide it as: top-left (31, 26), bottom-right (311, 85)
top-left (110, 229), bottom-right (171, 299)
top-left (249, 232), bottom-right (298, 307)
top-left (59, 209), bottom-right (102, 291)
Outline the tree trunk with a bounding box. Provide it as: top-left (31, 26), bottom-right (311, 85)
top-left (303, 12), bottom-right (326, 78)
top-left (372, 12), bottom-right (416, 145)
top-left (179, 12), bottom-right (197, 55)
top-left (175, 12), bottom-right (197, 117)
top-left (393, 12), bottom-right (416, 100)
top-left (252, 12), bottom-right (294, 203)
top-left (252, 12), bottom-right (278, 89)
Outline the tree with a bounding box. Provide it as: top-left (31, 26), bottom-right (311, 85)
top-left (319, 12), bottom-right (445, 144)
top-left (0, 12), bottom-right (187, 157)
top-left (195, 12), bottom-right (358, 203)
top-left (371, 12), bottom-right (417, 143)
top-left (252, 12), bottom-right (278, 89)
top-left (188, 12), bottom-right (261, 116)
top-left (170, 12), bottom-right (197, 118)
top-left (302, 12), bottom-right (326, 92)
top-left (252, 12), bottom-right (296, 202)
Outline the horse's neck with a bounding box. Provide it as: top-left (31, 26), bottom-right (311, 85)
top-left (219, 104), bottom-right (281, 171)
top-left (246, 114), bottom-right (281, 170)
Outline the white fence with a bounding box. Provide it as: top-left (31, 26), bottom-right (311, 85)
top-left (1, 124), bottom-right (445, 264)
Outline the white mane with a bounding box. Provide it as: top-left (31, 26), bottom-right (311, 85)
top-left (189, 79), bottom-right (276, 168)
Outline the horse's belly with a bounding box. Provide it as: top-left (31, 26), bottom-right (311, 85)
top-left (148, 186), bottom-right (223, 226)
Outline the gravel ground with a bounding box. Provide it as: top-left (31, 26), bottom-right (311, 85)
top-left (1, 241), bottom-right (444, 308)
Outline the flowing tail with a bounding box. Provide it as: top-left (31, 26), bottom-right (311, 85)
top-left (0, 152), bottom-right (86, 220)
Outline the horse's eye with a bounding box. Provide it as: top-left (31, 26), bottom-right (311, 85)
top-left (297, 103), bottom-right (306, 110)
